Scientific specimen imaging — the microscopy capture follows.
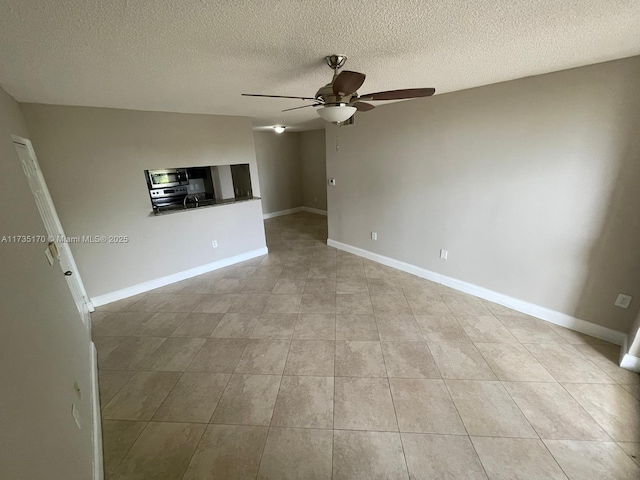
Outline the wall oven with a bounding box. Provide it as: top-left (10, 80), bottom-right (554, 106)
top-left (148, 168), bottom-right (189, 189)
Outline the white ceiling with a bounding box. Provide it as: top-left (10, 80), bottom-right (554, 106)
top-left (1, 0), bottom-right (639, 131)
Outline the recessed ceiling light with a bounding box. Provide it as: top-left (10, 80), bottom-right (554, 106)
top-left (273, 125), bottom-right (286, 134)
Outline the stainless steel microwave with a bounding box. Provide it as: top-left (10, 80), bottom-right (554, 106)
top-left (148, 168), bottom-right (189, 188)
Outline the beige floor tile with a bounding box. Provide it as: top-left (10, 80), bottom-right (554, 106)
top-left (470, 437), bottom-right (567, 480)
top-left (210, 374), bottom-right (281, 426)
top-left (102, 371), bottom-right (181, 421)
top-left (440, 295), bottom-right (492, 315)
top-left (132, 312), bottom-right (187, 336)
top-left (363, 261), bottom-right (398, 279)
top-left (271, 376), bottom-right (334, 428)
top-left (504, 382), bottom-right (610, 440)
top-left (415, 314), bottom-right (472, 343)
top-left (375, 314), bottom-right (422, 341)
top-left (406, 294), bottom-right (451, 315)
top-left (284, 340), bottom-right (335, 376)
top-left (367, 277), bottom-right (402, 294)
top-left (497, 315), bottom-right (569, 344)
top-left (481, 301), bottom-right (528, 317)
top-left (301, 293), bottom-right (337, 313)
top-left (98, 370), bottom-right (135, 407)
top-left (335, 341), bottom-right (387, 377)
top-left (573, 344), bottom-right (640, 385)
top-left (262, 294), bottom-right (302, 314)
top-left (258, 427), bottom-right (333, 479)
top-left (305, 278), bottom-right (337, 294)
top-left (474, 343), bottom-right (555, 382)
top-left (371, 294), bottom-right (412, 314)
top-left (336, 277), bottom-right (369, 294)
top-left (397, 278), bottom-right (441, 296)
top-left (618, 442), bottom-right (640, 467)
top-left (401, 433), bottom-right (487, 480)
top-left (101, 420), bottom-right (147, 478)
top-left (294, 313), bottom-right (336, 340)
top-left (111, 422), bottom-right (205, 480)
top-left (227, 293), bottom-right (269, 314)
top-left (143, 337), bottom-right (206, 372)
top-left (170, 313), bottom-right (223, 338)
top-left (153, 372), bottom-right (230, 423)
top-left (251, 313), bottom-right (298, 339)
top-left (210, 313), bottom-right (258, 338)
top-left (428, 342), bottom-right (497, 380)
top-left (224, 266), bottom-right (258, 278)
top-left (280, 265), bottom-right (310, 278)
top-left (162, 293), bottom-right (207, 313)
top-left (548, 324), bottom-right (613, 345)
top-left (544, 439), bottom-right (640, 480)
top-left (381, 341), bottom-right (440, 378)
top-left (187, 338), bottom-right (248, 373)
top-left (94, 336), bottom-right (128, 367)
top-left (272, 277), bottom-right (307, 294)
top-left (456, 315), bottom-right (518, 343)
top-left (240, 277), bottom-right (277, 294)
top-left (234, 339), bottom-right (290, 374)
top-left (252, 266), bottom-right (284, 278)
top-left (211, 277), bottom-right (248, 294)
top-left (337, 265), bottom-right (366, 278)
top-left (446, 380), bottom-right (537, 437)
top-left (524, 344), bottom-right (614, 383)
top-left (563, 383), bottom-right (640, 442)
top-left (307, 266), bottom-right (337, 279)
top-left (182, 424), bottom-right (268, 480)
top-left (334, 377), bottom-right (398, 431)
top-left (100, 336), bottom-right (166, 370)
top-left (192, 294), bottom-right (238, 313)
top-left (97, 293), bottom-right (147, 312)
top-left (621, 383), bottom-right (640, 400)
top-left (93, 312), bottom-right (154, 337)
top-left (336, 294), bottom-right (374, 314)
top-left (333, 430), bottom-right (409, 480)
top-left (390, 378), bottom-right (465, 434)
top-left (336, 314), bottom-right (379, 340)
top-left (126, 293), bottom-right (176, 313)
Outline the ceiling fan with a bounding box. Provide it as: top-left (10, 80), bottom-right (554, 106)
top-left (242, 54), bottom-right (435, 124)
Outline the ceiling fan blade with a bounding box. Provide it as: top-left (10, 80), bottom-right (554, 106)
top-left (242, 93), bottom-right (318, 101)
top-left (359, 88), bottom-right (435, 101)
top-left (353, 101), bottom-right (375, 112)
top-left (332, 71), bottom-right (366, 96)
top-left (281, 104), bottom-right (322, 112)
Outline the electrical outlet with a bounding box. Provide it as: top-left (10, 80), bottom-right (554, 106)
top-left (614, 293), bottom-right (632, 309)
top-left (371, 232), bottom-right (377, 241)
top-left (211, 240), bottom-right (218, 249)
top-left (440, 249), bottom-right (448, 260)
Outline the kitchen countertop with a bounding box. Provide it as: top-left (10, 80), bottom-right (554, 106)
top-left (150, 196), bottom-right (261, 216)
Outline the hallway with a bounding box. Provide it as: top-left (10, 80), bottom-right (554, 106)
top-left (94, 212), bottom-right (640, 479)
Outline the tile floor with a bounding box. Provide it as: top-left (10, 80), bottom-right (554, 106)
top-left (94, 212), bottom-right (640, 479)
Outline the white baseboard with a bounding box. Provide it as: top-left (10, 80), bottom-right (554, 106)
top-left (263, 207), bottom-right (304, 219)
top-left (262, 206), bottom-right (327, 219)
top-left (327, 238), bottom-right (627, 347)
top-left (302, 207), bottom-right (327, 216)
top-left (90, 342), bottom-right (104, 480)
top-left (620, 354), bottom-right (640, 372)
top-left (91, 247), bottom-right (268, 307)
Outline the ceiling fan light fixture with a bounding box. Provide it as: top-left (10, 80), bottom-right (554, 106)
top-left (317, 104), bottom-right (357, 124)
top-left (273, 125), bottom-right (286, 134)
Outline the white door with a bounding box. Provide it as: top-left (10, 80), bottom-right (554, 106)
top-left (12, 136), bottom-right (92, 327)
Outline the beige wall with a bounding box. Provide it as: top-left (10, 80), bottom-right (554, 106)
top-left (300, 129), bottom-right (327, 211)
top-left (0, 88), bottom-right (94, 478)
top-left (253, 131), bottom-right (303, 214)
top-left (628, 312), bottom-right (640, 357)
top-left (327, 56), bottom-right (640, 333)
top-left (21, 104), bottom-right (267, 299)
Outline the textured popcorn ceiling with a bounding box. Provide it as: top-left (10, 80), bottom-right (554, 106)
top-left (1, 0), bottom-right (639, 130)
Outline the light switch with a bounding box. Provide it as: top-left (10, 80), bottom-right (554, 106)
top-left (614, 294), bottom-right (632, 309)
